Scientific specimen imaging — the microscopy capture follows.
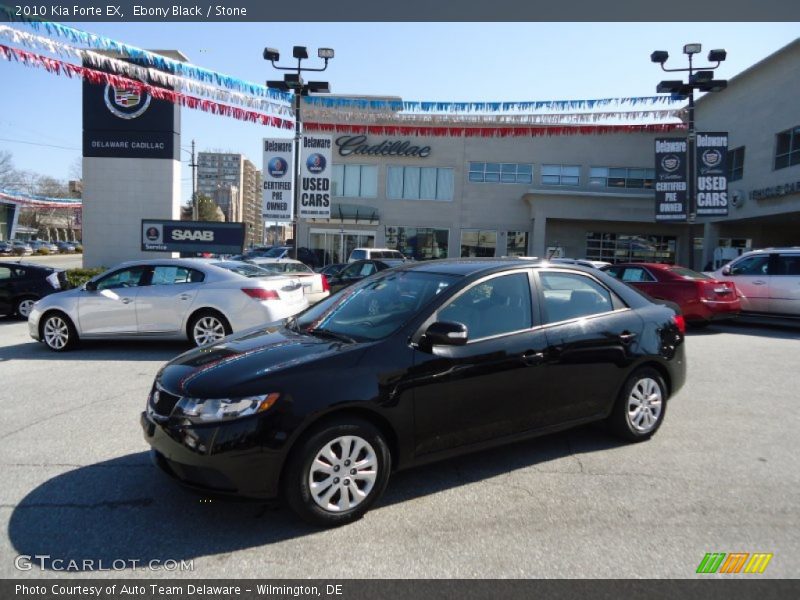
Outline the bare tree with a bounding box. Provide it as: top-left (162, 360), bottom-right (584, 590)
top-left (0, 150), bottom-right (15, 187)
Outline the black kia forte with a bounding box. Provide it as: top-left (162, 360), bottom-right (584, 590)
top-left (142, 259), bottom-right (686, 526)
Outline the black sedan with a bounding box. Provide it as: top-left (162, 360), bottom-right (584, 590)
top-left (326, 258), bottom-right (406, 294)
top-left (142, 259), bottom-right (686, 526)
top-left (0, 261), bottom-right (66, 319)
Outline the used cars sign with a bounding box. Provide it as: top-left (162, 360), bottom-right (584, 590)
top-left (141, 220), bottom-right (245, 254)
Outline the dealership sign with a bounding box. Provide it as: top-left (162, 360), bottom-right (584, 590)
top-left (141, 220), bottom-right (245, 253)
top-left (299, 134), bottom-right (332, 219)
top-left (654, 138), bottom-right (688, 221)
top-left (696, 132), bottom-right (729, 217)
top-left (262, 138), bottom-right (294, 222)
top-left (335, 135), bottom-right (432, 158)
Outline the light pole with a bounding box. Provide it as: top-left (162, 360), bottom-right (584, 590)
top-left (264, 45), bottom-right (333, 261)
top-left (651, 44), bottom-right (727, 268)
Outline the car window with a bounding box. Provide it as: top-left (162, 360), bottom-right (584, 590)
top-left (287, 263), bottom-right (311, 273)
top-left (773, 254), bottom-right (800, 276)
top-left (151, 266), bottom-right (202, 285)
top-left (0, 267), bottom-right (11, 280)
top-left (730, 255), bottom-right (769, 276)
top-left (621, 267), bottom-right (655, 282)
top-left (96, 267), bottom-right (148, 290)
top-left (359, 263), bottom-right (377, 277)
top-left (438, 272), bottom-right (533, 340)
top-left (350, 250), bottom-right (366, 261)
top-left (667, 267), bottom-right (710, 280)
top-left (340, 263), bottom-right (363, 278)
top-left (540, 271), bottom-right (614, 324)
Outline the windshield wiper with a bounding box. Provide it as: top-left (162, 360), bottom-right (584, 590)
top-left (306, 328), bottom-right (357, 344)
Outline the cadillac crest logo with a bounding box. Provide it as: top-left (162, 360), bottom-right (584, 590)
top-left (104, 83), bottom-right (151, 119)
top-left (661, 154), bottom-right (680, 173)
top-left (701, 149), bottom-right (723, 168)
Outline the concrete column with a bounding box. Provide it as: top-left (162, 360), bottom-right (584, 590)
top-left (531, 215), bottom-right (547, 258)
top-left (701, 221), bottom-right (721, 270)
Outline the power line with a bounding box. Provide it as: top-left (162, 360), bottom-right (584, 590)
top-left (0, 137), bottom-right (80, 151)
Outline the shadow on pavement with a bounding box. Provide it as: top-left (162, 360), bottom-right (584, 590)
top-left (8, 427), bottom-right (621, 569)
top-left (685, 319), bottom-right (800, 340)
top-left (0, 339), bottom-right (191, 362)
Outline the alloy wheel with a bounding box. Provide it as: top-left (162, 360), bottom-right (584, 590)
top-left (626, 377), bottom-right (663, 433)
top-left (192, 316), bottom-right (227, 346)
top-left (308, 435), bottom-right (378, 513)
top-left (17, 298), bottom-right (36, 318)
top-left (43, 316), bottom-right (70, 350)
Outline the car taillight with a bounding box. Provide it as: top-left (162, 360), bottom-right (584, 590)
top-left (321, 274), bottom-right (329, 292)
top-left (672, 314), bottom-right (686, 335)
top-left (45, 272), bottom-right (61, 290)
top-left (242, 288), bottom-right (279, 301)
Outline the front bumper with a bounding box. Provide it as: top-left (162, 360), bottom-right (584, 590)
top-left (140, 411), bottom-right (285, 499)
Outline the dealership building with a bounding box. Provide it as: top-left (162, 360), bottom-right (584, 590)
top-left (290, 38), bottom-right (799, 268)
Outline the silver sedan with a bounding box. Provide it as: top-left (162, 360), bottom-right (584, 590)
top-left (28, 259), bottom-right (308, 351)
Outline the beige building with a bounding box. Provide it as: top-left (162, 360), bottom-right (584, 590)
top-left (297, 38), bottom-right (799, 269)
top-left (197, 152), bottom-right (264, 247)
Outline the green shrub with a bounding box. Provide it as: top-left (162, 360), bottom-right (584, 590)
top-left (65, 267), bottom-right (105, 289)
top-left (36, 247), bottom-right (51, 255)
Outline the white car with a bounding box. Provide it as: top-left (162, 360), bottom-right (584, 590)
top-left (710, 247), bottom-right (800, 317)
top-left (348, 247), bottom-right (407, 263)
top-left (245, 257), bottom-right (331, 305)
top-left (28, 258), bottom-right (308, 351)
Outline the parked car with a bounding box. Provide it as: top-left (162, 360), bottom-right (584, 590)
top-left (29, 240), bottom-right (60, 253)
top-left (256, 246), bottom-right (321, 268)
top-left (348, 247), bottom-right (406, 263)
top-left (0, 261), bottom-right (66, 319)
top-left (10, 240), bottom-right (33, 256)
top-left (142, 258), bottom-right (686, 526)
top-left (55, 241), bottom-right (76, 253)
top-left (316, 262), bottom-right (348, 277)
top-left (326, 259), bottom-right (405, 294)
top-left (28, 259), bottom-right (308, 351)
top-left (710, 248), bottom-right (800, 317)
top-left (548, 257), bottom-right (612, 269)
top-left (0, 241), bottom-right (11, 256)
top-left (603, 263), bottom-right (740, 325)
top-left (245, 258), bottom-right (331, 305)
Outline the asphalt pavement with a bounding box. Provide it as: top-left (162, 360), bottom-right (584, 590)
top-left (0, 318), bottom-right (798, 578)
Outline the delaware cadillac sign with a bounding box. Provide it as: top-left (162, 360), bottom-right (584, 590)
top-left (335, 135), bottom-right (432, 158)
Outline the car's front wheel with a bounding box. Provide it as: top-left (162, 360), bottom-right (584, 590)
top-left (15, 296), bottom-right (38, 320)
top-left (608, 367), bottom-right (667, 442)
top-left (41, 312), bottom-right (78, 352)
top-left (284, 418), bottom-right (391, 527)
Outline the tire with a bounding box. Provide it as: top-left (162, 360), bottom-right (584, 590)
top-left (284, 418), bottom-right (392, 527)
top-left (608, 367), bottom-right (668, 442)
top-left (15, 296), bottom-right (38, 320)
top-left (188, 310), bottom-right (231, 347)
top-left (40, 311), bottom-right (78, 352)
top-left (688, 320), bottom-right (711, 329)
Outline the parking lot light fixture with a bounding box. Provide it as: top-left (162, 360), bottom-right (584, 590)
top-left (264, 45), bottom-right (334, 261)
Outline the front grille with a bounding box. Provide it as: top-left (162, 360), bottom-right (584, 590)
top-left (151, 385), bottom-right (181, 417)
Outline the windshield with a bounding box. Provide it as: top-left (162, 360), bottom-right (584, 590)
top-left (295, 271), bottom-right (458, 342)
top-left (212, 261), bottom-right (273, 278)
top-left (668, 266), bottom-right (711, 280)
top-left (265, 247), bottom-right (289, 258)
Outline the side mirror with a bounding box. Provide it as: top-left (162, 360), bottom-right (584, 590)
top-left (85, 280), bottom-right (98, 291)
top-left (423, 321), bottom-right (468, 347)
top-left (721, 265), bottom-right (731, 276)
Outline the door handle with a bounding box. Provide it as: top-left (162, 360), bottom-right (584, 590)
top-left (521, 350), bottom-right (545, 366)
top-left (752, 280), bottom-right (766, 285)
top-left (618, 331), bottom-right (637, 344)
top-left (179, 294), bottom-right (192, 300)
top-left (121, 298), bottom-right (132, 304)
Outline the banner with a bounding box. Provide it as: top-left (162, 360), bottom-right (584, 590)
top-left (696, 131), bottom-right (729, 217)
top-left (141, 219), bottom-right (245, 254)
top-left (299, 134), bottom-right (332, 219)
top-left (262, 138), bottom-right (294, 222)
top-left (654, 138), bottom-right (688, 222)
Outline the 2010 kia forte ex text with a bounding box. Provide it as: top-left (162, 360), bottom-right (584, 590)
top-left (141, 259), bottom-right (686, 527)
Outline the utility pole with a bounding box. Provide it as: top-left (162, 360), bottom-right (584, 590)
top-left (190, 139), bottom-right (198, 220)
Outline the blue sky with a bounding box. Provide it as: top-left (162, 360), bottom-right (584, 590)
top-left (0, 22), bottom-right (797, 202)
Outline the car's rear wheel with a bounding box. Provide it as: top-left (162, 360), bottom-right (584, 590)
top-left (41, 312), bottom-right (78, 352)
top-left (189, 310), bottom-right (231, 347)
top-left (284, 418), bottom-right (391, 527)
top-left (608, 367), bottom-right (667, 442)
top-left (15, 296), bottom-right (38, 320)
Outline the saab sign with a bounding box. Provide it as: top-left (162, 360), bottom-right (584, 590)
top-left (141, 220), bottom-right (245, 253)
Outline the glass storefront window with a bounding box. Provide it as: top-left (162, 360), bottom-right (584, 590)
top-left (309, 229), bottom-right (375, 265)
top-left (385, 226), bottom-right (449, 260)
top-left (505, 231), bottom-right (529, 257)
top-left (461, 230), bottom-right (497, 257)
top-left (585, 232), bottom-right (677, 264)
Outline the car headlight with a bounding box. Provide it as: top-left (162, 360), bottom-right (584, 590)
top-left (174, 393), bottom-right (280, 423)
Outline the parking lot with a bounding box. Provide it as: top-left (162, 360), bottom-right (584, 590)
top-left (0, 316), bottom-right (798, 578)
